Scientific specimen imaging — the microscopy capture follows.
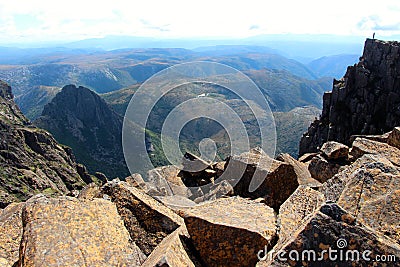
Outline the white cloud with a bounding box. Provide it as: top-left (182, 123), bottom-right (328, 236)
top-left (0, 0), bottom-right (399, 44)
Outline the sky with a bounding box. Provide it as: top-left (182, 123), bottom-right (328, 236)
top-left (0, 0), bottom-right (399, 44)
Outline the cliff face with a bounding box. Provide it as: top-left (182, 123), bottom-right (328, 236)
top-left (35, 85), bottom-right (128, 178)
top-left (299, 39), bottom-right (400, 155)
top-left (0, 81), bottom-right (91, 207)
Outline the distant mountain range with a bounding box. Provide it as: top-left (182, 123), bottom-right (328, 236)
top-left (307, 54), bottom-right (360, 78)
top-left (0, 46), bottom-right (339, 122)
top-left (0, 46), bottom-right (326, 107)
top-left (0, 41), bottom-right (361, 172)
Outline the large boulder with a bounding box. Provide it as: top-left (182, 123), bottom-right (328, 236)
top-left (308, 154), bottom-right (341, 183)
top-left (320, 141), bottom-right (349, 160)
top-left (102, 180), bottom-right (184, 255)
top-left (0, 203), bottom-right (24, 266)
top-left (338, 155), bottom-right (400, 243)
top-left (142, 226), bottom-right (201, 267)
top-left (260, 204), bottom-right (400, 266)
top-left (351, 137), bottom-right (400, 166)
top-left (388, 126), bottom-right (400, 149)
top-left (321, 154), bottom-right (389, 202)
top-left (146, 165), bottom-right (191, 198)
top-left (276, 153), bottom-right (322, 188)
top-left (182, 196), bottom-right (277, 267)
top-left (19, 195), bottom-right (145, 266)
top-left (223, 151), bottom-right (299, 210)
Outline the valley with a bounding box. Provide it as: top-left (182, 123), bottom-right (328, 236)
top-left (0, 43), bottom-right (354, 178)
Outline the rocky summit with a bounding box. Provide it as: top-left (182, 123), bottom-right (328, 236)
top-left (300, 39), bottom-right (400, 155)
top-left (1, 39), bottom-right (400, 267)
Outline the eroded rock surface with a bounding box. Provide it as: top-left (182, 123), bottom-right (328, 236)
top-left (19, 195), bottom-right (145, 267)
top-left (0, 202), bottom-right (24, 266)
top-left (182, 196), bottom-right (277, 267)
top-left (102, 180), bottom-right (184, 255)
top-left (278, 186), bottom-right (325, 245)
top-left (261, 204), bottom-right (400, 266)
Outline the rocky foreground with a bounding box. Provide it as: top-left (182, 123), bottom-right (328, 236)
top-left (1, 130), bottom-right (400, 266)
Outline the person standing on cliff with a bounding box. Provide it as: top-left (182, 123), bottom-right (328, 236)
top-left (373, 32), bottom-right (375, 39)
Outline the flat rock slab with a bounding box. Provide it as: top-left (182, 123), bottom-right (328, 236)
top-left (0, 202), bottom-right (24, 266)
top-left (321, 154), bottom-right (389, 202)
top-left (278, 186), bottom-right (325, 245)
top-left (182, 196), bottom-right (277, 267)
top-left (351, 137), bottom-right (400, 166)
top-left (338, 155), bottom-right (400, 243)
top-left (19, 195), bottom-right (145, 267)
top-left (260, 204), bottom-right (400, 266)
top-left (102, 181), bottom-right (184, 255)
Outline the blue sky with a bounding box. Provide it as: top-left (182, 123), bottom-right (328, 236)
top-left (0, 0), bottom-right (399, 44)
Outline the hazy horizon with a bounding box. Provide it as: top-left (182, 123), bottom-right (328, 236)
top-left (0, 0), bottom-right (399, 46)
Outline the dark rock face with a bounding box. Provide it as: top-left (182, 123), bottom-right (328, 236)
top-left (300, 39), bottom-right (400, 156)
top-left (35, 85), bottom-right (128, 178)
top-left (0, 81), bottom-right (89, 207)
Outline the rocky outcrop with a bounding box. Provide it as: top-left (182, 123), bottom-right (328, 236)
top-left (35, 85), bottom-right (128, 178)
top-left (1, 132), bottom-right (400, 266)
top-left (0, 81), bottom-right (91, 207)
top-left (300, 39), bottom-right (400, 155)
top-left (19, 195), bottom-right (146, 266)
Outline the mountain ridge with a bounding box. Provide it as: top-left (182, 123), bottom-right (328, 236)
top-left (35, 85), bottom-right (128, 178)
top-left (0, 80), bottom-right (93, 207)
top-left (300, 39), bottom-right (400, 155)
